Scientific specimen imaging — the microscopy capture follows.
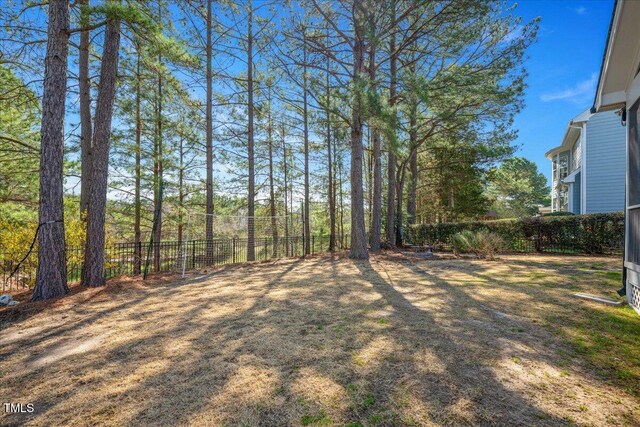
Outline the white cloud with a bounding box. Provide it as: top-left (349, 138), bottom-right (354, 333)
top-left (540, 73), bottom-right (597, 105)
top-left (574, 6), bottom-right (587, 15)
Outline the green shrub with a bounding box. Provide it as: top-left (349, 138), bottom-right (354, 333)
top-left (544, 211), bottom-right (575, 217)
top-left (407, 212), bottom-right (624, 255)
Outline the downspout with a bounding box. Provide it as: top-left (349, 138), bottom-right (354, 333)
top-left (619, 107), bottom-right (627, 296)
top-left (619, 176), bottom-right (627, 296)
top-left (550, 157), bottom-right (555, 212)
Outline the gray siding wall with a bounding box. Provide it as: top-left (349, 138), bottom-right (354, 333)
top-left (572, 171), bottom-right (581, 214)
top-left (585, 111), bottom-right (626, 213)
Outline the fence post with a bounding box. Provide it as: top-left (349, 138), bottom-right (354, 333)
top-left (191, 240), bottom-right (196, 269)
top-left (312, 235), bottom-right (315, 254)
top-left (136, 241), bottom-right (142, 275)
top-left (233, 238), bottom-right (237, 263)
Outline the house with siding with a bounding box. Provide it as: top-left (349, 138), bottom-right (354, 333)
top-left (593, 0), bottom-right (640, 313)
top-left (545, 109), bottom-right (625, 214)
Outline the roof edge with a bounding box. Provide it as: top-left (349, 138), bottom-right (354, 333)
top-left (593, 0), bottom-right (621, 112)
top-left (544, 111), bottom-right (589, 159)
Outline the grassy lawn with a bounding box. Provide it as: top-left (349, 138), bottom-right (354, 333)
top-left (1, 253), bottom-right (639, 426)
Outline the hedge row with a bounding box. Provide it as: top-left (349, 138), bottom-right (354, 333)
top-left (406, 212), bottom-right (625, 255)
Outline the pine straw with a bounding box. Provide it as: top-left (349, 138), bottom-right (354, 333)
top-left (0, 253), bottom-right (638, 426)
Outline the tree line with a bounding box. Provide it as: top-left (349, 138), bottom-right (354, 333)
top-left (0, 0), bottom-right (547, 300)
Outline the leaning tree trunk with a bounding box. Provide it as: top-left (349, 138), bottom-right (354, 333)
top-left (81, 15), bottom-right (121, 288)
top-left (32, 0), bottom-right (69, 301)
top-left (79, 0), bottom-right (92, 217)
top-left (349, 14), bottom-right (368, 260)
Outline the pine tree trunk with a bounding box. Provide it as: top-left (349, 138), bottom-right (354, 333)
top-left (267, 86), bottom-right (278, 257)
top-left (205, 0), bottom-right (214, 248)
top-left (133, 48), bottom-right (142, 275)
top-left (395, 173), bottom-right (404, 246)
top-left (32, 0), bottom-right (69, 301)
top-left (386, 5), bottom-right (397, 245)
top-left (178, 138), bottom-right (184, 249)
top-left (368, 38), bottom-right (382, 252)
top-left (387, 156), bottom-right (397, 244)
top-left (407, 55), bottom-right (418, 228)
top-left (406, 93), bottom-right (418, 228)
top-left (153, 34), bottom-right (164, 272)
top-left (303, 32), bottom-right (311, 256)
top-left (367, 129), bottom-right (373, 230)
top-left (334, 130), bottom-right (341, 249)
top-left (326, 57), bottom-right (335, 252)
top-left (349, 14), bottom-right (368, 259)
top-left (289, 151), bottom-right (294, 245)
top-left (282, 124), bottom-right (289, 256)
top-left (81, 15), bottom-right (121, 288)
top-left (407, 150), bottom-right (418, 225)
top-left (79, 0), bottom-right (92, 217)
top-left (247, 1), bottom-right (255, 261)
top-left (338, 149), bottom-right (345, 248)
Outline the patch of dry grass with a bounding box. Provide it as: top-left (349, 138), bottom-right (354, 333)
top-left (1, 253), bottom-right (639, 426)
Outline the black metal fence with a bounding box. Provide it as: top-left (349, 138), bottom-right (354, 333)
top-left (423, 236), bottom-right (623, 255)
top-left (1, 235), bottom-right (343, 292)
top-left (406, 212), bottom-right (625, 256)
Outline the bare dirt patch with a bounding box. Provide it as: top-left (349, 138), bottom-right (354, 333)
top-left (1, 253), bottom-right (638, 426)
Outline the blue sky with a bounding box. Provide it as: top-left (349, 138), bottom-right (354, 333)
top-left (511, 0), bottom-right (613, 183)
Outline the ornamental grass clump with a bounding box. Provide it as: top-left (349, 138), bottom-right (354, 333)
top-left (452, 230), bottom-right (503, 260)
top-left (452, 230), bottom-right (475, 256)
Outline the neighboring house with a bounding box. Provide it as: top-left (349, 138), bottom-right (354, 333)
top-left (545, 109), bottom-right (625, 214)
top-left (593, 0), bottom-right (640, 313)
top-left (538, 206), bottom-right (552, 216)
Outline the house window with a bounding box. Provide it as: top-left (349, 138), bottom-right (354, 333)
top-left (558, 187), bottom-right (569, 211)
top-left (552, 151), bottom-right (570, 211)
top-left (558, 151), bottom-right (570, 180)
top-left (572, 139), bottom-right (582, 170)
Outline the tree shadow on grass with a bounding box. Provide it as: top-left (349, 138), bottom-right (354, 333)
top-left (353, 259), bottom-right (571, 426)
top-left (441, 256), bottom-right (640, 402)
top-left (2, 255), bottom-right (636, 426)
top-left (112, 256), bottom-right (570, 425)
top-left (2, 258), bottom-right (308, 426)
top-left (395, 257), bottom-right (640, 424)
